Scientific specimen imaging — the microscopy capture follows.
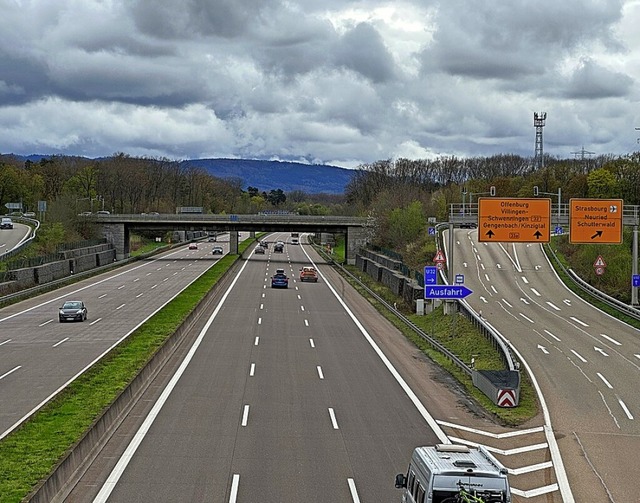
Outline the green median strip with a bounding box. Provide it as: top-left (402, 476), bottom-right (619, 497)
top-left (0, 243), bottom-right (248, 503)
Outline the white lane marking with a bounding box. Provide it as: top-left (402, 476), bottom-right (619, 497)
top-left (39, 319), bottom-right (54, 327)
top-left (229, 474), bottom-right (240, 503)
top-left (328, 408), bottom-right (339, 429)
top-left (0, 366), bottom-right (21, 380)
top-left (249, 363), bottom-right (255, 376)
top-left (520, 298), bottom-right (530, 305)
top-left (597, 373), bottom-right (613, 389)
top-left (309, 339), bottom-right (315, 348)
top-left (136, 293), bottom-right (144, 298)
top-left (300, 305), bottom-right (305, 311)
top-left (599, 333), bottom-right (621, 346)
top-left (162, 277), bottom-right (169, 282)
top-left (569, 316), bottom-right (589, 327)
top-left (133, 278), bottom-right (140, 282)
top-left (490, 285), bottom-right (497, 294)
top-left (570, 350), bottom-right (587, 363)
top-left (300, 246), bottom-right (449, 444)
top-left (257, 318), bottom-right (262, 325)
top-left (546, 302), bottom-right (561, 311)
top-left (260, 304), bottom-right (264, 310)
top-left (89, 318), bottom-right (102, 326)
top-left (297, 295), bottom-right (301, 300)
top-left (502, 299), bottom-right (513, 308)
top-left (347, 478), bottom-right (361, 503)
top-left (538, 345), bottom-right (549, 354)
top-left (519, 313), bottom-right (534, 323)
top-left (317, 366), bottom-right (324, 379)
top-left (151, 284), bottom-right (158, 289)
top-left (261, 293), bottom-right (265, 298)
top-left (521, 276), bottom-right (529, 284)
top-left (484, 273), bottom-right (490, 281)
top-left (304, 319), bottom-right (309, 327)
top-left (53, 338), bottom-right (69, 348)
top-left (594, 347), bottom-right (609, 357)
top-left (98, 294), bottom-right (108, 299)
top-left (619, 399), bottom-right (634, 420)
top-left (530, 288), bottom-right (541, 297)
top-left (635, 354), bottom-right (640, 361)
top-left (241, 405), bottom-right (250, 426)
top-left (0, 339), bottom-right (11, 346)
top-left (116, 304), bottom-right (126, 310)
top-left (544, 329), bottom-right (561, 342)
top-left (254, 336), bottom-right (259, 346)
top-left (117, 285), bottom-right (125, 290)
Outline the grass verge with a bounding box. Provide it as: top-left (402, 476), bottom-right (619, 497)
top-left (0, 240), bottom-right (250, 503)
top-left (337, 261), bottom-right (538, 427)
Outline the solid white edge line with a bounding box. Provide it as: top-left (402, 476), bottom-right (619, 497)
top-left (229, 474), bottom-right (240, 503)
top-left (91, 256), bottom-right (251, 502)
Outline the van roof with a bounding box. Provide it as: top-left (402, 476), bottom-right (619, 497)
top-left (412, 444), bottom-right (508, 478)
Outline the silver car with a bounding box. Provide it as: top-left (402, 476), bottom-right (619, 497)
top-left (59, 300), bottom-right (88, 322)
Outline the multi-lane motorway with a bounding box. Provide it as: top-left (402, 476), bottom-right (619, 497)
top-left (452, 228), bottom-right (640, 503)
top-left (0, 239), bottom-right (234, 438)
top-left (5, 228), bottom-right (630, 501)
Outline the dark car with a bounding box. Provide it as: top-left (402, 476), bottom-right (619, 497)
top-left (271, 273), bottom-right (289, 288)
top-left (254, 246), bottom-right (265, 254)
top-left (212, 246), bottom-right (224, 255)
top-left (59, 300), bottom-right (88, 322)
top-left (274, 243), bottom-right (284, 253)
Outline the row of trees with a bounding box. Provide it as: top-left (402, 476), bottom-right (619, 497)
top-left (344, 152), bottom-right (640, 264)
top-left (0, 154), bottom-right (347, 224)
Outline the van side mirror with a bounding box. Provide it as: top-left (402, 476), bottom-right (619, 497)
top-left (395, 473), bottom-right (407, 489)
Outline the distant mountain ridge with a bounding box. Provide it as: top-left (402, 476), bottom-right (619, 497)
top-left (6, 155), bottom-right (354, 195)
top-left (182, 158), bottom-right (354, 194)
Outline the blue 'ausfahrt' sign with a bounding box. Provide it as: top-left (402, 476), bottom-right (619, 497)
top-left (424, 285), bottom-right (473, 299)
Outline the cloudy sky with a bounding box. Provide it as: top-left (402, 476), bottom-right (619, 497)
top-left (1, 0), bottom-right (639, 168)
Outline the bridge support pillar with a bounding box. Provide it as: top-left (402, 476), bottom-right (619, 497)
top-left (229, 231), bottom-right (239, 255)
top-left (346, 226), bottom-right (368, 265)
top-left (101, 223), bottom-right (129, 260)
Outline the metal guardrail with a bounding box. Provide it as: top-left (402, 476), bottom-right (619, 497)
top-left (545, 244), bottom-right (640, 322)
top-left (0, 217), bottom-right (40, 263)
top-left (435, 223), bottom-right (520, 372)
top-left (314, 245), bottom-right (474, 376)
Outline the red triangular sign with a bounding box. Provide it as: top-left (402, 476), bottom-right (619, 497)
top-left (433, 250), bottom-right (445, 262)
top-left (593, 255), bottom-right (606, 267)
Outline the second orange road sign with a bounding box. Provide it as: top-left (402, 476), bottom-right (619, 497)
top-left (569, 198), bottom-right (623, 244)
top-left (478, 198), bottom-right (551, 243)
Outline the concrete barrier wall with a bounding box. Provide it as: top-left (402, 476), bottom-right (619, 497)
top-left (34, 261), bottom-right (71, 284)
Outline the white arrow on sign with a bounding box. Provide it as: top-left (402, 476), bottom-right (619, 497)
top-left (594, 347), bottom-right (609, 357)
top-left (537, 345), bottom-right (549, 354)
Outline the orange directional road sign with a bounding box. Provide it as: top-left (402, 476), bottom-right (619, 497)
top-left (478, 198), bottom-right (551, 243)
top-left (569, 198), bottom-right (623, 244)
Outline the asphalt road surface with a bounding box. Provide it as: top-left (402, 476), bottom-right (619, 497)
top-left (450, 228), bottom-right (640, 503)
top-left (67, 235), bottom-right (447, 502)
top-left (0, 222), bottom-right (31, 256)
top-left (0, 239), bottom-right (233, 439)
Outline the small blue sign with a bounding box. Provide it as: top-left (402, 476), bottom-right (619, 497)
top-left (424, 266), bottom-right (438, 285)
top-left (455, 274), bottom-right (464, 284)
top-left (424, 285), bottom-right (473, 299)
top-left (555, 226), bottom-right (564, 235)
top-left (633, 274), bottom-right (640, 288)
top-left (428, 227), bottom-right (436, 236)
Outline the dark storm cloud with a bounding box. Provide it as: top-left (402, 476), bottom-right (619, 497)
top-left (563, 59), bottom-right (633, 99)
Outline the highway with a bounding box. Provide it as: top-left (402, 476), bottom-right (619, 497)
top-left (451, 228), bottom-right (640, 503)
top-left (0, 238), bottom-right (235, 439)
top-left (0, 222), bottom-right (31, 256)
top-left (64, 235), bottom-right (449, 502)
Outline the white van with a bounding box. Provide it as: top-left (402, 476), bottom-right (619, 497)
top-left (395, 444), bottom-right (511, 503)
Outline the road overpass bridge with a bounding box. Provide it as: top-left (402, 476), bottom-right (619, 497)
top-left (87, 213), bottom-right (371, 262)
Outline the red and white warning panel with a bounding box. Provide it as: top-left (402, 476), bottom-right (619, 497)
top-left (497, 389), bottom-right (517, 408)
